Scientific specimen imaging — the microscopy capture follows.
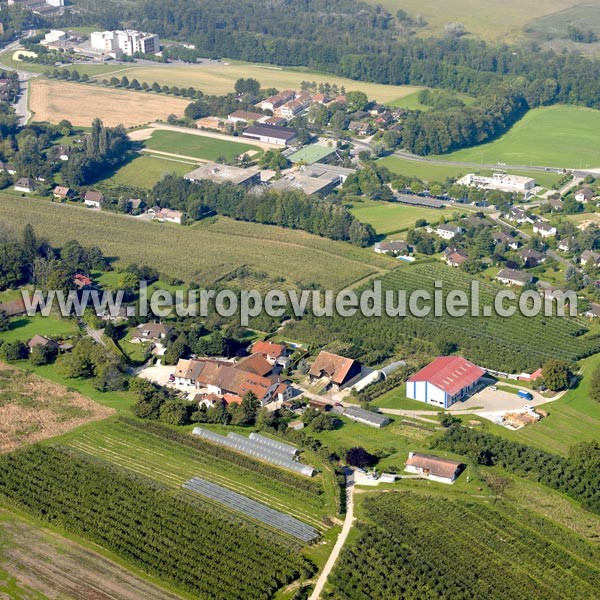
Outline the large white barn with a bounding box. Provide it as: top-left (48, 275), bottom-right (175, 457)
top-left (406, 356), bottom-right (486, 409)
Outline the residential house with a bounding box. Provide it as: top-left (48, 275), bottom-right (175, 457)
top-left (53, 185), bottom-right (73, 200)
top-left (533, 222), bottom-right (557, 238)
top-left (404, 452), bottom-right (463, 484)
top-left (309, 351), bottom-right (362, 392)
top-left (436, 224), bottom-right (464, 240)
top-left (558, 237), bottom-right (576, 252)
top-left (0, 161), bottom-right (16, 175)
top-left (312, 92), bottom-right (329, 104)
top-left (234, 353), bottom-right (273, 377)
top-left (131, 322), bottom-right (172, 343)
top-left (14, 177), bottom-right (36, 193)
top-left (547, 198), bottom-right (564, 212)
top-left (348, 121), bottom-right (372, 135)
top-left (373, 240), bottom-right (412, 256)
top-left (128, 198), bottom-right (145, 213)
top-left (575, 188), bottom-right (594, 203)
top-left (406, 356), bottom-right (486, 409)
top-left (258, 89), bottom-right (295, 112)
top-left (27, 335), bottom-right (59, 352)
top-left (251, 340), bottom-right (288, 366)
top-left (505, 207), bottom-right (535, 224)
top-left (584, 303), bottom-right (600, 318)
top-left (492, 231), bottom-right (520, 249)
top-left (227, 110), bottom-right (264, 124)
top-left (496, 267), bottom-right (533, 287)
top-left (155, 208), bottom-right (183, 224)
top-left (83, 190), bottom-right (104, 208)
top-left (343, 405), bottom-right (390, 429)
top-left (174, 358), bottom-right (209, 386)
top-left (443, 247), bottom-right (468, 268)
top-left (57, 145), bottom-right (71, 161)
top-left (580, 249), bottom-right (600, 266)
top-left (73, 273), bottom-right (94, 290)
top-left (0, 297), bottom-right (26, 317)
top-left (520, 248), bottom-right (546, 268)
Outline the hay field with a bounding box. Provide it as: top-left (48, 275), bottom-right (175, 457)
top-left (104, 62), bottom-right (424, 104)
top-left (28, 79), bottom-right (190, 127)
top-left (0, 193), bottom-right (393, 290)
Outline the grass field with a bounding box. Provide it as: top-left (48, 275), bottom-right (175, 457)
top-left (28, 79), bottom-right (190, 127)
top-left (98, 62), bottom-right (424, 105)
top-left (0, 193), bottom-right (393, 290)
top-left (433, 106), bottom-right (600, 169)
top-left (379, 156), bottom-right (563, 188)
top-left (348, 199), bottom-right (452, 235)
top-left (101, 154), bottom-right (196, 189)
top-left (510, 353), bottom-right (600, 455)
top-left (143, 129), bottom-right (262, 162)
top-left (59, 418), bottom-right (331, 528)
top-left (0, 362), bottom-right (114, 453)
top-left (367, 0), bottom-right (583, 42)
top-left (0, 313), bottom-right (79, 343)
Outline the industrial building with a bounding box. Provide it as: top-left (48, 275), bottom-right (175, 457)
top-left (242, 125), bottom-right (297, 146)
top-left (406, 356), bottom-right (486, 409)
top-left (184, 164), bottom-right (261, 188)
top-left (90, 30), bottom-right (160, 56)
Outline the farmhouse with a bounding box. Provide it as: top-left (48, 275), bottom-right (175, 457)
top-left (406, 356), bottom-right (486, 408)
top-left (436, 224), bottom-right (464, 240)
top-left (53, 185), bottom-right (73, 200)
top-left (343, 405), bottom-right (390, 428)
top-left (496, 267), bottom-right (533, 287)
top-left (574, 187), bottom-right (594, 203)
top-left (348, 121), bottom-right (372, 135)
top-left (174, 358), bottom-right (208, 386)
top-left (242, 124), bottom-right (298, 146)
top-left (83, 190), bottom-right (103, 208)
top-left (258, 90), bottom-right (295, 112)
top-left (234, 353), bottom-right (273, 377)
top-left (404, 452), bottom-right (463, 484)
top-left (374, 240), bottom-right (412, 256)
top-left (457, 173), bottom-right (535, 194)
top-left (14, 177), bottom-right (36, 193)
top-left (533, 222), bottom-right (557, 238)
top-left (27, 335), bottom-right (59, 352)
top-left (154, 208), bottom-right (184, 224)
top-left (185, 164), bottom-right (261, 188)
top-left (309, 351), bottom-right (362, 391)
top-left (131, 322), bottom-right (172, 343)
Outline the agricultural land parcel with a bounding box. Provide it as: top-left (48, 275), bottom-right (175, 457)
top-left (0, 362), bottom-right (114, 453)
top-left (28, 79), bottom-right (190, 127)
top-left (366, 0), bottom-right (585, 43)
top-left (103, 154), bottom-right (196, 189)
top-left (0, 193), bottom-right (393, 289)
top-left (432, 106), bottom-right (600, 169)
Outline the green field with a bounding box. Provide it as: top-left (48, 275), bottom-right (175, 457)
top-left (348, 199), bottom-right (452, 235)
top-left (367, 0), bottom-right (583, 42)
top-left (0, 313), bottom-right (79, 343)
top-left (288, 145), bottom-right (336, 164)
top-left (371, 382), bottom-right (441, 411)
top-left (433, 106), bottom-right (600, 169)
top-left (510, 353), bottom-right (600, 455)
top-left (328, 490), bottom-right (600, 599)
top-left (102, 154), bottom-right (196, 189)
top-left (379, 156), bottom-right (563, 188)
top-left (0, 193), bottom-right (394, 290)
top-left (143, 130), bottom-right (262, 162)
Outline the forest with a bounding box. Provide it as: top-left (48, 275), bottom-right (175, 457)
top-left (0, 444), bottom-right (314, 599)
top-left (151, 175), bottom-right (376, 246)
top-left (433, 426), bottom-right (600, 513)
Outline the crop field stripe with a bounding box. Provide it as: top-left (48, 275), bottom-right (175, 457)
top-left (183, 477), bottom-right (319, 542)
top-left (66, 427), bottom-right (326, 528)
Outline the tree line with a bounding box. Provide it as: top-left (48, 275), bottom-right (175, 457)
top-left (151, 175), bottom-right (376, 246)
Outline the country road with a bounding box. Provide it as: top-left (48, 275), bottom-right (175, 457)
top-left (309, 470), bottom-right (355, 600)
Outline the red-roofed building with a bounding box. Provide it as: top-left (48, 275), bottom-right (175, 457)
top-left (251, 340), bottom-right (286, 365)
top-left (309, 351), bottom-right (362, 392)
top-left (406, 356), bottom-right (486, 408)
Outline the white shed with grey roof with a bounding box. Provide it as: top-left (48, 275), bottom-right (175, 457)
top-left (344, 406), bottom-right (390, 428)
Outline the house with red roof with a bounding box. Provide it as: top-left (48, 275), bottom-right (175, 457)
top-left (406, 356), bottom-right (486, 409)
top-left (251, 340), bottom-right (287, 365)
top-left (309, 351), bottom-right (362, 392)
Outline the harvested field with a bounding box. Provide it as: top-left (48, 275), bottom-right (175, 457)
top-left (0, 362), bottom-right (114, 453)
top-left (0, 510), bottom-right (183, 600)
top-left (28, 79), bottom-right (190, 127)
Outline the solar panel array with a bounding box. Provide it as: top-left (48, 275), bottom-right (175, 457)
top-left (183, 477), bottom-right (319, 543)
top-left (192, 427), bottom-right (316, 477)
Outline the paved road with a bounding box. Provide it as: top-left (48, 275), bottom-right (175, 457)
top-left (309, 470), bottom-right (355, 600)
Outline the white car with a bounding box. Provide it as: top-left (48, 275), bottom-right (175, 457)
top-left (489, 385), bottom-right (497, 391)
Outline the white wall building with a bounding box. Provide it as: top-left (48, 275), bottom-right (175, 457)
top-left (90, 30), bottom-right (160, 56)
top-left (457, 173), bottom-right (536, 194)
top-left (44, 30), bottom-right (67, 44)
